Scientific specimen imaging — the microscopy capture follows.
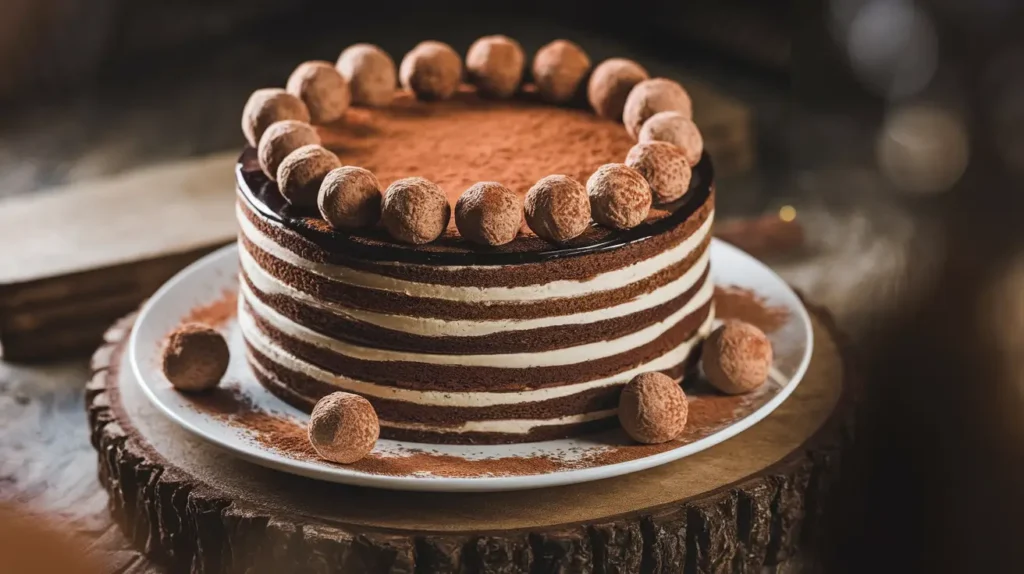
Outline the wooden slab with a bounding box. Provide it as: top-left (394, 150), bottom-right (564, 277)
top-left (85, 301), bottom-right (851, 573)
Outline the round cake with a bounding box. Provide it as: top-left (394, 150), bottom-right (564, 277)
top-left (237, 62), bottom-right (714, 445)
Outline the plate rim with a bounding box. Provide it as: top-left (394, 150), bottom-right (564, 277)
top-left (129, 240), bottom-right (814, 492)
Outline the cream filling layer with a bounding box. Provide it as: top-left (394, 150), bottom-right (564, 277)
top-left (240, 305), bottom-right (714, 407)
top-left (237, 202), bottom-right (714, 303)
top-left (240, 243), bottom-right (712, 337)
top-left (380, 409), bottom-right (618, 434)
top-left (240, 277), bottom-right (715, 368)
top-left (247, 353), bottom-right (618, 433)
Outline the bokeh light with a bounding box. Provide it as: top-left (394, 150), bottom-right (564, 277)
top-left (835, 0), bottom-right (938, 99)
top-left (876, 104), bottom-right (969, 195)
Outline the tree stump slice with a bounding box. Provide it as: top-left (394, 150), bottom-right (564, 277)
top-left (86, 302), bottom-right (854, 574)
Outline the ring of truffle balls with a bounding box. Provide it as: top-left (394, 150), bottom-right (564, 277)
top-left (243, 38), bottom-right (705, 246)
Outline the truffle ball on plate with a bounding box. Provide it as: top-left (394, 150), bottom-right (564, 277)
top-left (702, 321), bottom-right (774, 395)
top-left (586, 163), bottom-right (651, 230)
top-left (241, 88), bottom-right (311, 147)
top-left (286, 61), bottom-right (351, 124)
top-left (587, 58), bottom-right (649, 120)
top-left (318, 166), bottom-right (382, 230)
top-left (277, 144), bottom-right (342, 207)
top-left (399, 40), bottom-right (463, 101)
top-left (625, 141), bottom-right (692, 204)
top-left (622, 78), bottom-right (692, 139)
top-left (466, 35), bottom-right (525, 98)
top-left (638, 110), bottom-right (704, 166)
top-left (308, 392), bottom-right (379, 464)
top-left (381, 176), bottom-right (451, 244)
top-left (455, 181), bottom-right (522, 246)
top-left (618, 372), bottom-right (688, 444)
top-left (532, 39), bottom-right (591, 104)
top-left (336, 43), bottom-right (397, 107)
top-left (524, 174), bottom-right (591, 243)
top-left (161, 323), bottom-right (229, 393)
top-left (257, 120), bottom-right (321, 181)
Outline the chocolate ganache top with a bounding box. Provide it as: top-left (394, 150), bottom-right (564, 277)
top-left (237, 88), bottom-right (713, 266)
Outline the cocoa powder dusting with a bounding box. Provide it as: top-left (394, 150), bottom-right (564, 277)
top-left (184, 289), bottom-right (238, 329)
top-left (182, 378), bottom-right (780, 477)
top-left (714, 285), bottom-right (790, 333)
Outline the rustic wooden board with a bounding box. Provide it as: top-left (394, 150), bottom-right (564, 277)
top-left (85, 301), bottom-right (852, 573)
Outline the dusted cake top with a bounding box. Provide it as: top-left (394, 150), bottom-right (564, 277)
top-left (239, 86), bottom-right (712, 264)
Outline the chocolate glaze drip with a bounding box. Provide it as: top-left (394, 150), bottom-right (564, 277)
top-left (236, 147), bottom-right (714, 266)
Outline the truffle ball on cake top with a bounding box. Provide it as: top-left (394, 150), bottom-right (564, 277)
top-left (622, 78), bottom-right (692, 139)
top-left (336, 43), bottom-right (397, 107)
top-left (318, 166), bottom-right (382, 230)
top-left (586, 163), bottom-right (652, 230)
top-left (703, 321), bottom-right (774, 395)
top-left (308, 392), bottom-right (379, 464)
top-left (625, 141), bottom-right (692, 204)
top-left (618, 372), bottom-right (688, 444)
top-left (466, 35), bottom-right (525, 99)
top-left (532, 39), bottom-right (591, 104)
top-left (257, 120), bottom-right (321, 181)
top-left (638, 110), bottom-right (704, 166)
top-left (524, 174), bottom-right (591, 243)
top-left (587, 58), bottom-right (649, 120)
top-left (455, 181), bottom-right (523, 246)
top-left (399, 40), bottom-right (463, 101)
top-left (241, 88), bottom-right (311, 148)
top-left (161, 323), bottom-right (229, 393)
top-left (277, 144), bottom-right (342, 207)
top-left (286, 61), bottom-right (351, 125)
top-left (381, 176), bottom-right (451, 244)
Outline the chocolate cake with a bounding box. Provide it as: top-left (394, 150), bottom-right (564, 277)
top-left (236, 43), bottom-right (715, 445)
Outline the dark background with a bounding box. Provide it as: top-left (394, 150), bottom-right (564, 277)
top-left (3, 0), bottom-right (1024, 571)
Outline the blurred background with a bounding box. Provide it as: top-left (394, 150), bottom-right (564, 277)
top-left (2, 0), bottom-right (1024, 571)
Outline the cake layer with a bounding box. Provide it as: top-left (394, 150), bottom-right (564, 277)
top-left (238, 291), bottom-right (714, 389)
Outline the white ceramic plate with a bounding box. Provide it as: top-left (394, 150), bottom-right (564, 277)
top-left (130, 241), bottom-right (813, 492)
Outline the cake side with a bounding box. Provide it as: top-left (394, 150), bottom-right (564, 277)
top-left (237, 180), bottom-right (715, 444)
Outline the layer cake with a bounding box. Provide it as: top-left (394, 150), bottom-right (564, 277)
top-left (237, 88), bottom-right (715, 444)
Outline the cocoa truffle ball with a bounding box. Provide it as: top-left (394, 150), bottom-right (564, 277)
top-left (308, 392), bottom-right (379, 464)
top-left (532, 39), bottom-right (591, 104)
top-left (161, 324), bottom-right (229, 393)
top-left (625, 141), bottom-right (693, 204)
top-left (381, 177), bottom-right (451, 244)
top-left (257, 120), bottom-right (321, 181)
top-left (587, 58), bottom-right (649, 120)
top-left (277, 144), bottom-right (342, 207)
top-left (586, 163), bottom-right (652, 230)
top-left (336, 43), bottom-right (397, 107)
top-left (455, 182), bottom-right (523, 246)
top-left (638, 110), bottom-right (704, 166)
top-left (318, 166), bottom-right (382, 230)
top-left (618, 372), bottom-right (688, 444)
top-left (241, 88), bottom-right (311, 148)
top-left (286, 61), bottom-right (351, 125)
top-left (702, 321), bottom-right (774, 395)
top-left (399, 40), bottom-right (463, 101)
top-left (466, 35), bottom-right (525, 98)
top-left (622, 78), bottom-right (693, 139)
top-left (524, 174), bottom-right (591, 243)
